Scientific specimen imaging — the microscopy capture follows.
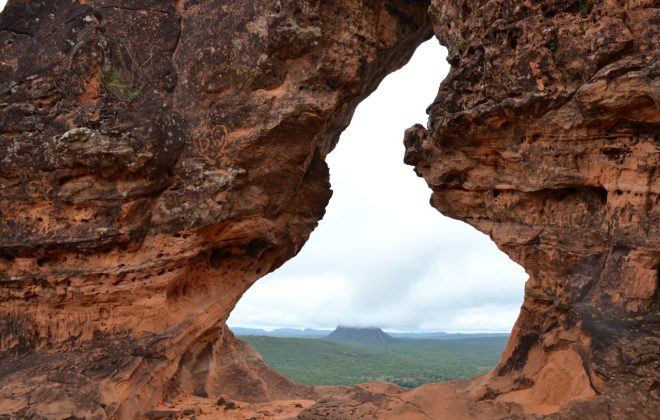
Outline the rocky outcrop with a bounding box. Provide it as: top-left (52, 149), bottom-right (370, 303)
top-left (0, 0), bottom-right (658, 418)
top-left (0, 0), bottom-right (432, 417)
top-left (401, 0), bottom-right (659, 418)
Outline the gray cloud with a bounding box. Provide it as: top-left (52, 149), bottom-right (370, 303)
top-left (228, 40), bottom-right (527, 333)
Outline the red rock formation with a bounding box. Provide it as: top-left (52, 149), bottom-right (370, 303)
top-left (0, 0), bottom-right (658, 418)
top-left (399, 0), bottom-right (659, 418)
top-left (0, 0), bottom-right (432, 417)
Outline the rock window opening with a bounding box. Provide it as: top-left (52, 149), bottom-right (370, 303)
top-left (228, 39), bottom-right (527, 390)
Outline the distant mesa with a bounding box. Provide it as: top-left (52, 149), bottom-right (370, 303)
top-left (323, 326), bottom-right (398, 346)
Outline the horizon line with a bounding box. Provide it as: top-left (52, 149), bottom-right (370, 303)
top-left (228, 324), bottom-right (512, 334)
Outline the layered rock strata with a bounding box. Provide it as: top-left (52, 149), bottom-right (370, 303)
top-left (0, 0), bottom-right (658, 418)
top-left (0, 0), bottom-right (432, 417)
top-left (401, 0), bottom-right (659, 417)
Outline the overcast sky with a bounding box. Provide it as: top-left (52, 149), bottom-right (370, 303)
top-left (228, 40), bottom-right (527, 333)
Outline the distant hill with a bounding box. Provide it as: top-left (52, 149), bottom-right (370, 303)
top-left (231, 326), bottom-right (510, 341)
top-left (323, 326), bottom-right (398, 346)
top-left (231, 327), bottom-right (331, 338)
top-left (389, 332), bottom-right (510, 340)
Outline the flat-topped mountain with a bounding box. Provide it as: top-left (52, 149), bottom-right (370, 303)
top-left (323, 326), bottom-right (398, 347)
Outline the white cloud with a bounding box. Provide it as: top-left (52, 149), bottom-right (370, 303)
top-left (229, 40), bottom-right (528, 333)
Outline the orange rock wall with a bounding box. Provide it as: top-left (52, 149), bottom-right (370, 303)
top-left (0, 0), bottom-right (432, 417)
top-left (402, 0), bottom-right (659, 417)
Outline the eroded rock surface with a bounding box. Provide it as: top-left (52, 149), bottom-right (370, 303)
top-left (0, 0), bottom-right (432, 418)
top-left (401, 0), bottom-right (659, 418)
top-left (0, 0), bottom-right (658, 419)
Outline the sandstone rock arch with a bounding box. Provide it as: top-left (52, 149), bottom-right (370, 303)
top-left (0, 0), bottom-right (657, 418)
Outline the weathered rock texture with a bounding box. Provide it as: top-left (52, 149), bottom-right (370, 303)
top-left (0, 0), bottom-right (432, 418)
top-left (399, 0), bottom-right (659, 418)
top-left (0, 0), bottom-right (658, 418)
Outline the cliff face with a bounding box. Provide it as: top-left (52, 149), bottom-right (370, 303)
top-left (0, 0), bottom-right (432, 417)
top-left (0, 0), bottom-right (658, 419)
top-left (401, 0), bottom-right (659, 417)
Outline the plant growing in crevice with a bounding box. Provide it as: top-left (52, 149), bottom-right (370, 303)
top-left (126, 89), bottom-right (141, 102)
top-left (578, 0), bottom-right (594, 16)
top-left (455, 39), bottom-right (468, 54)
top-left (102, 68), bottom-right (141, 103)
top-left (101, 40), bottom-right (152, 103)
